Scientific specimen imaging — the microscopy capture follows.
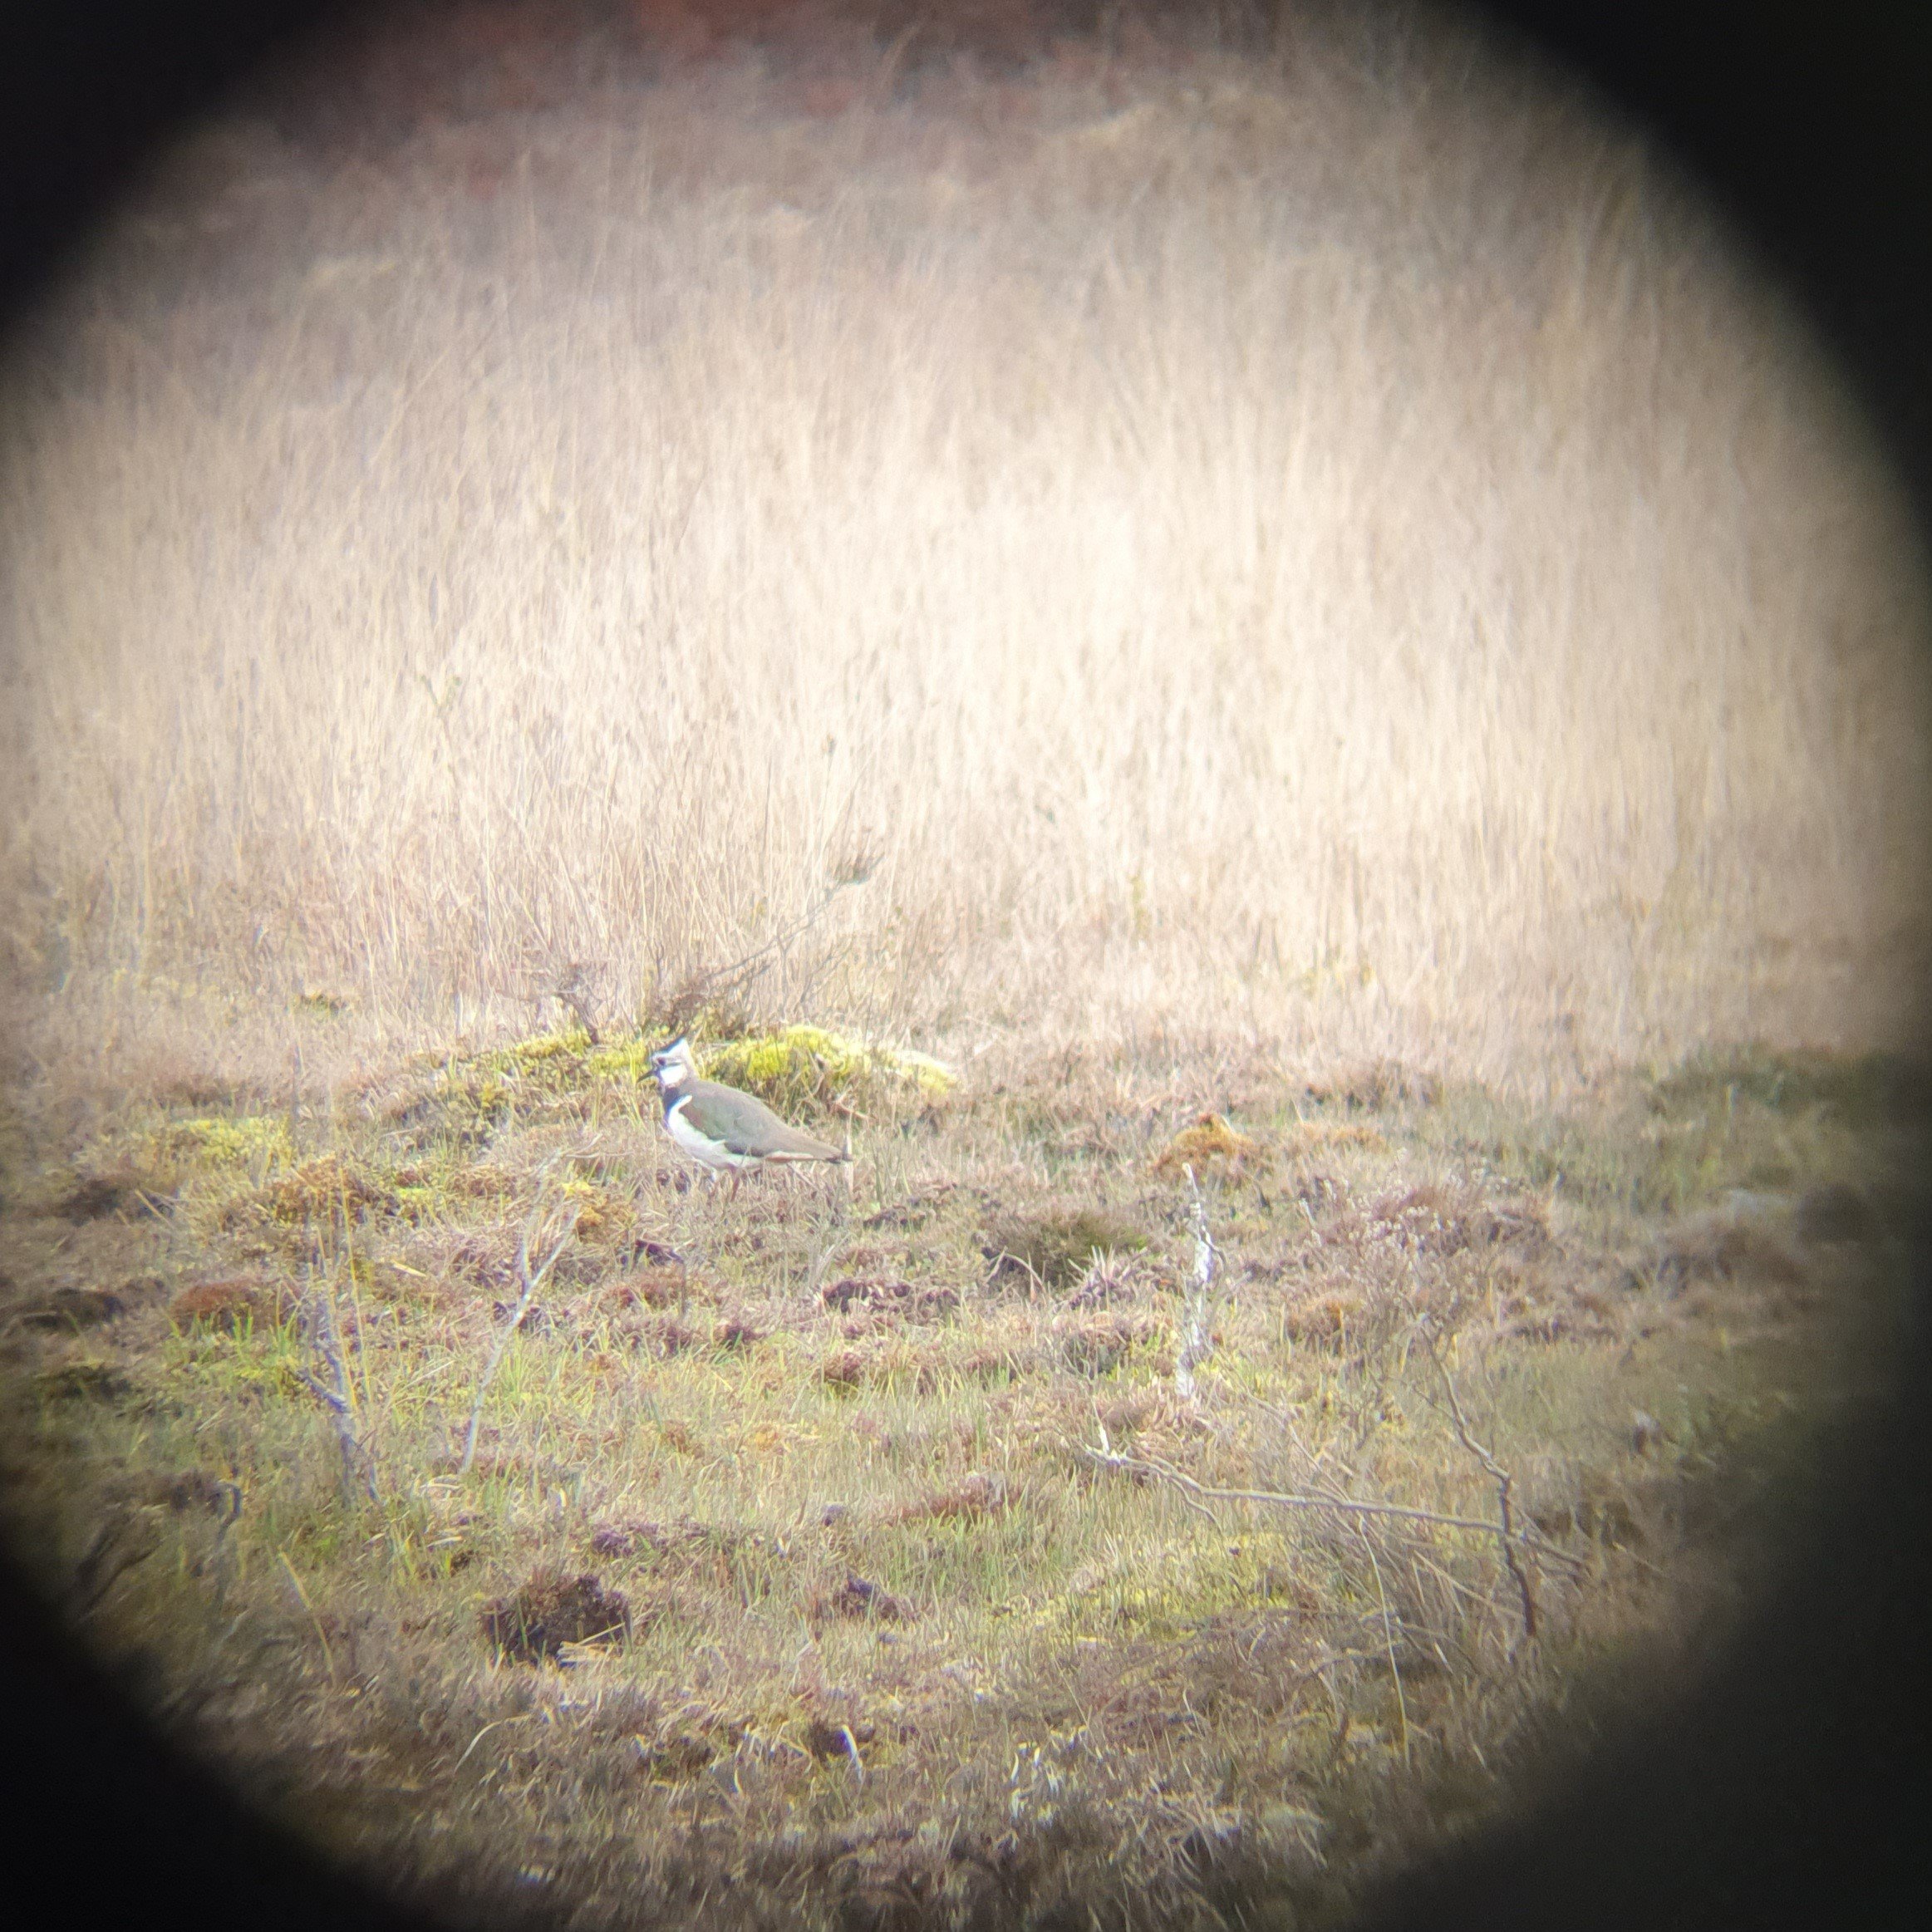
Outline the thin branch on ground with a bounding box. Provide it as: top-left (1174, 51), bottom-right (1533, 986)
top-left (457, 1178), bottom-right (583, 1477)
top-left (302, 1270), bottom-right (379, 1504)
top-left (1077, 1443), bottom-right (1587, 1573)
top-left (1424, 1324), bottom-right (1539, 1650)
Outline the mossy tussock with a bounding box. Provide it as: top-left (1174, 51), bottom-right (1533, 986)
top-left (377, 1023), bottom-right (955, 1153)
top-left (701, 1025), bottom-right (957, 1122)
top-left (983, 1204), bottom-right (1153, 1290)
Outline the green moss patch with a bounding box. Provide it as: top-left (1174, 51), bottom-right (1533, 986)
top-left (146, 1113), bottom-right (294, 1172)
top-left (701, 1025), bottom-right (956, 1121)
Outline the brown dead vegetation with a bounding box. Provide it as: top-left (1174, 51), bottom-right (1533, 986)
top-left (479, 1570), bottom-right (632, 1662)
top-left (1153, 1113), bottom-right (1269, 1182)
top-left (983, 1205), bottom-right (1152, 1290)
top-left (168, 1276), bottom-right (294, 1331)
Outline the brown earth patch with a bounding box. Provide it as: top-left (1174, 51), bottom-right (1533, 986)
top-left (479, 1570), bottom-right (632, 1662)
top-left (169, 1276), bottom-right (294, 1331)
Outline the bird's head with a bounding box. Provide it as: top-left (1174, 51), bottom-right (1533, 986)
top-left (649, 1035), bottom-right (699, 1092)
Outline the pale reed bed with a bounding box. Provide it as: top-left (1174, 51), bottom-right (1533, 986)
top-left (1, 12), bottom-right (1925, 1096)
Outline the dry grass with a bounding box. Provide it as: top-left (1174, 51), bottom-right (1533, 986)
top-left (0, 2), bottom-right (1927, 1925)
top-left (0, 1), bottom-right (1925, 1102)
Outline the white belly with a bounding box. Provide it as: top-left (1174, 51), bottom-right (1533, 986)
top-left (666, 1097), bottom-right (757, 1172)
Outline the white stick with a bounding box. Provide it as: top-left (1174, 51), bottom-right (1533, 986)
top-left (1175, 1164), bottom-right (1219, 1402)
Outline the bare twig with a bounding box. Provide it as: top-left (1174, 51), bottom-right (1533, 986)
top-left (302, 1271), bottom-right (378, 1504)
top-left (1425, 1327), bottom-right (1538, 1650)
top-left (1077, 1443), bottom-right (1587, 1573)
top-left (682, 872), bottom-right (869, 1014)
top-left (1174, 1164), bottom-right (1220, 1402)
top-left (457, 1182), bottom-right (583, 1477)
top-left (543, 960), bottom-right (604, 1043)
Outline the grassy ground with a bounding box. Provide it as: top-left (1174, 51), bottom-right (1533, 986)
top-left (0, 1022), bottom-right (1915, 1927)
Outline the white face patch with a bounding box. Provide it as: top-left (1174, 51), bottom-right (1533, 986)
top-left (651, 1044), bottom-right (697, 1094)
top-left (652, 1050), bottom-right (699, 1097)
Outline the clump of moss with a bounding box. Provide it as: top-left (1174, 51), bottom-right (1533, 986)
top-left (582, 1036), bottom-right (660, 1084)
top-left (506, 1029), bottom-right (593, 1065)
top-left (984, 1205), bottom-right (1149, 1290)
top-left (146, 1114), bottom-right (294, 1172)
top-left (1153, 1113), bottom-right (1270, 1181)
top-left (701, 1025), bottom-right (956, 1122)
top-left (263, 1154), bottom-right (396, 1225)
top-left (425, 1029), bottom-right (602, 1136)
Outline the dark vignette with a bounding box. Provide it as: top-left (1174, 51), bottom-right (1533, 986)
top-left (0, 3), bottom-right (1925, 1928)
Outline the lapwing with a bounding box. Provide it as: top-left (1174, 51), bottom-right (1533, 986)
top-left (647, 1036), bottom-right (850, 1198)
